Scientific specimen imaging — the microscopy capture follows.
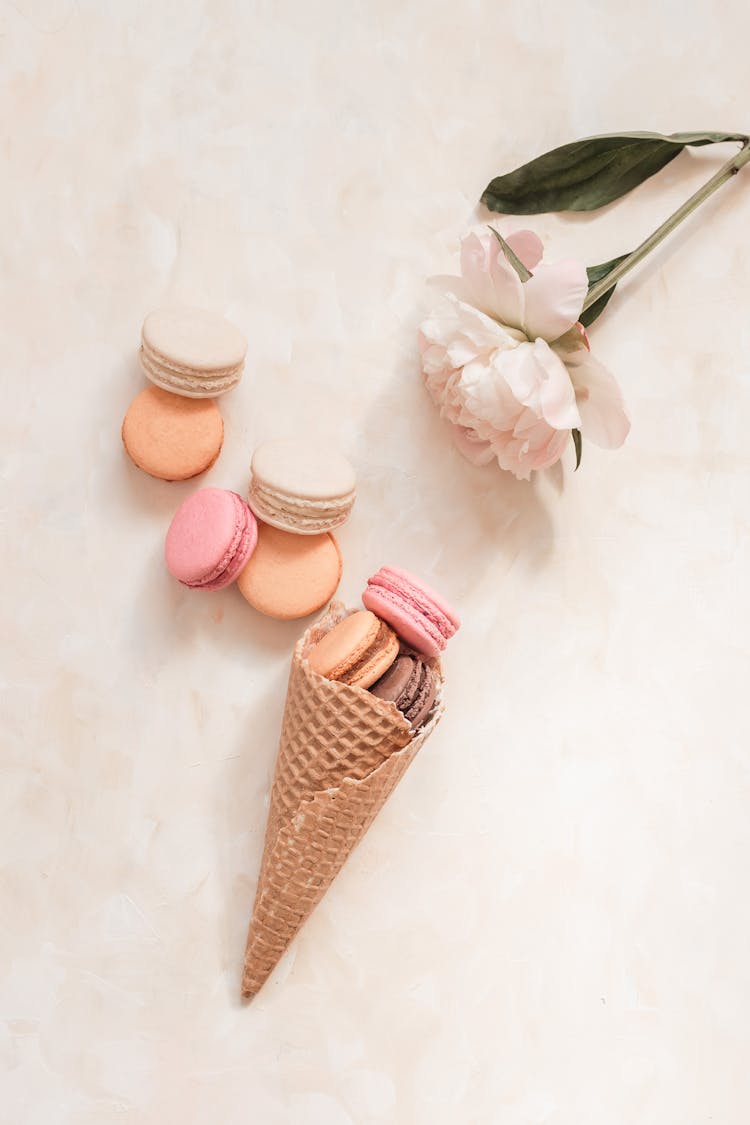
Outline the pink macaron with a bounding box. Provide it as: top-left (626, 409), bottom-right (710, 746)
top-left (362, 566), bottom-right (460, 657)
top-left (165, 487), bottom-right (258, 591)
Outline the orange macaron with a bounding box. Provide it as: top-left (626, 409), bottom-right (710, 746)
top-left (307, 610), bottom-right (399, 689)
top-left (236, 523), bottom-right (342, 620)
top-left (122, 385), bottom-right (224, 481)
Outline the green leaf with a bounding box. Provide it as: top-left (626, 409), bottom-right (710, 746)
top-left (579, 253), bottom-right (630, 327)
top-left (585, 254), bottom-right (631, 286)
top-left (572, 428), bottom-right (582, 471)
top-left (488, 225), bottom-right (532, 282)
top-left (481, 131), bottom-right (748, 215)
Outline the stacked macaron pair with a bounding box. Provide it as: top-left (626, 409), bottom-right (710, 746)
top-left (164, 439), bottom-right (357, 620)
top-left (238, 439), bottom-right (355, 618)
top-left (122, 306), bottom-right (247, 480)
top-left (307, 567), bottom-right (460, 730)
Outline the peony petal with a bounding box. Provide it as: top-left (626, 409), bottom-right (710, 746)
top-left (419, 342), bottom-right (451, 378)
top-left (498, 340), bottom-right (580, 430)
top-left (529, 426), bottom-right (571, 470)
top-left (487, 237), bottom-right (526, 332)
top-left (449, 424), bottom-right (496, 465)
top-left (459, 355), bottom-right (523, 433)
top-left (433, 296), bottom-right (513, 347)
top-left (496, 344), bottom-right (540, 409)
top-left (426, 367), bottom-right (463, 426)
top-left (460, 229), bottom-right (526, 331)
top-left (522, 259), bottom-right (588, 342)
top-left (505, 229), bottom-right (544, 271)
top-left (451, 302), bottom-right (518, 355)
top-left (490, 419), bottom-right (569, 480)
top-left (565, 350), bottom-right (631, 449)
top-left (532, 341), bottom-right (581, 429)
top-left (458, 231), bottom-right (500, 321)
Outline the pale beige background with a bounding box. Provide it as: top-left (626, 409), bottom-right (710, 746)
top-left (2, 1), bottom-right (750, 1122)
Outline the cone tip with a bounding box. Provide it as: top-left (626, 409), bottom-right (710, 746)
top-left (241, 976), bottom-right (260, 1001)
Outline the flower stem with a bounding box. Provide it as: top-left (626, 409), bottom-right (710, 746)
top-left (582, 139), bottom-right (750, 312)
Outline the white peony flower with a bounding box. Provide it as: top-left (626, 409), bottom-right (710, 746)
top-left (419, 227), bottom-right (630, 480)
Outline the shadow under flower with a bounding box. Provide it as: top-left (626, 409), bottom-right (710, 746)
top-left (352, 319), bottom-right (558, 608)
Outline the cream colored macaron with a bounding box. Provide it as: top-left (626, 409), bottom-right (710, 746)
top-left (139, 306), bottom-right (247, 398)
top-left (247, 439), bottom-right (356, 535)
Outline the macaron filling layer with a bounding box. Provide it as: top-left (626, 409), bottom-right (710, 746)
top-left (141, 339), bottom-right (243, 380)
top-left (140, 343), bottom-right (243, 396)
top-left (336, 620), bottom-right (398, 688)
top-left (248, 480), bottom-right (356, 533)
top-left (402, 662), bottom-right (437, 727)
top-left (307, 611), bottom-right (399, 689)
top-left (370, 654), bottom-right (437, 729)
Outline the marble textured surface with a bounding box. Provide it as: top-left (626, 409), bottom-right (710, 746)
top-left (2, 1), bottom-right (750, 1122)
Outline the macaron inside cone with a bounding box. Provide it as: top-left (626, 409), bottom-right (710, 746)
top-left (165, 488), bottom-right (258, 590)
top-left (140, 306), bottom-right (247, 398)
top-left (308, 610), bottom-right (399, 689)
top-left (369, 654), bottom-right (437, 730)
top-left (362, 566), bottom-right (460, 658)
top-left (248, 439), bottom-right (356, 535)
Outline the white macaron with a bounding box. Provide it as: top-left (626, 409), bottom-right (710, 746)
top-left (139, 306), bottom-right (247, 398)
top-left (248, 439), bottom-right (356, 535)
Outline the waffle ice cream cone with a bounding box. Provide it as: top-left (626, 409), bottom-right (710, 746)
top-left (242, 602), bottom-right (445, 998)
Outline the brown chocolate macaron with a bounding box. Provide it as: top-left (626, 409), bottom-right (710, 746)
top-left (369, 653), bottom-right (437, 729)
